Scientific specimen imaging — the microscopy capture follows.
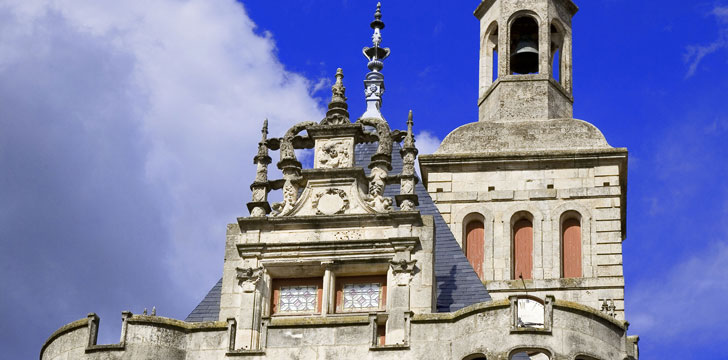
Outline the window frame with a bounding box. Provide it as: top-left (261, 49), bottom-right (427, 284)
top-left (335, 275), bottom-right (387, 314)
top-left (271, 277), bottom-right (324, 316)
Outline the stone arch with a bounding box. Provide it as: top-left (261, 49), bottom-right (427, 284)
top-left (507, 346), bottom-right (554, 360)
top-left (453, 205), bottom-right (496, 281)
top-left (549, 203), bottom-right (594, 278)
top-left (463, 353), bottom-right (488, 360)
top-left (573, 354), bottom-right (601, 360)
top-left (503, 204), bottom-right (545, 280)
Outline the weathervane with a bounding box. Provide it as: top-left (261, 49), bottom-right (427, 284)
top-left (361, 2), bottom-right (390, 120)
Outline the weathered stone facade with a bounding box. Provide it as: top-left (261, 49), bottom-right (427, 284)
top-left (41, 1), bottom-right (640, 359)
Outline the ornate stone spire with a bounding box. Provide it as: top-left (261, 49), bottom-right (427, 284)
top-left (248, 119), bottom-right (272, 217)
top-left (361, 2), bottom-right (390, 120)
top-left (396, 110), bottom-right (419, 211)
top-left (321, 68), bottom-right (350, 125)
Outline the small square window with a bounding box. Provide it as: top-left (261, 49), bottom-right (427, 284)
top-left (272, 278), bottom-right (323, 315)
top-left (336, 276), bottom-right (386, 313)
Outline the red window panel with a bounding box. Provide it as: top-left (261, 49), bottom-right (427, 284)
top-left (562, 218), bottom-right (582, 278)
top-left (466, 220), bottom-right (485, 281)
top-left (513, 219), bottom-right (533, 280)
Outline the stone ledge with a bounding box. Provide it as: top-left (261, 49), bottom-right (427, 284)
top-left (485, 277), bottom-right (624, 292)
top-left (227, 349), bottom-right (266, 356)
top-left (412, 299), bottom-right (510, 323)
top-left (553, 299), bottom-right (627, 330)
top-left (126, 315), bottom-right (227, 332)
top-left (268, 314), bottom-right (369, 328)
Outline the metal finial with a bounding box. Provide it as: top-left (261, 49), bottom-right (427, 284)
top-left (361, 3), bottom-right (390, 120)
top-left (371, 2), bottom-right (384, 29)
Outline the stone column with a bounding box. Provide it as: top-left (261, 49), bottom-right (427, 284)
top-left (234, 266), bottom-right (264, 350)
top-left (321, 262), bottom-right (336, 316)
top-left (386, 255), bottom-right (416, 345)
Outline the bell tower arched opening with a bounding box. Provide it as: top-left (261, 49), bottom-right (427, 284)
top-left (510, 16), bottom-right (539, 75)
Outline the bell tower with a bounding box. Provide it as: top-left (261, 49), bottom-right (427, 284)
top-left (475, 0), bottom-right (578, 122)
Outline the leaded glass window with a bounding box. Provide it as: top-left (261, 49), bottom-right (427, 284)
top-left (279, 285), bottom-right (318, 313)
top-left (343, 283), bottom-right (381, 310)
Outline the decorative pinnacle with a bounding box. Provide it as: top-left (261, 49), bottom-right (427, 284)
top-left (331, 68), bottom-right (347, 104)
top-left (261, 119), bottom-right (268, 142)
top-left (322, 68), bottom-right (350, 125)
top-left (255, 119), bottom-right (270, 161)
top-left (404, 110), bottom-right (416, 149)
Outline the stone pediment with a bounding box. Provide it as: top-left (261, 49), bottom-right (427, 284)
top-left (284, 169), bottom-right (382, 217)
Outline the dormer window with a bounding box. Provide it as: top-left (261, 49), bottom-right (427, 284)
top-left (271, 278), bottom-right (323, 315)
top-left (336, 276), bottom-right (387, 313)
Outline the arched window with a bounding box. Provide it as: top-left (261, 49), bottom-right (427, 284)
top-left (550, 23), bottom-right (564, 83)
top-left (463, 354), bottom-right (487, 360)
top-left (562, 216), bottom-right (582, 278)
top-left (465, 220), bottom-right (485, 280)
top-left (480, 22), bottom-right (499, 96)
top-left (513, 217), bottom-right (533, 279)
top-left (510, 16), bottom-right (539, 74)
top-left (510, 349), bottom-right (550, 360)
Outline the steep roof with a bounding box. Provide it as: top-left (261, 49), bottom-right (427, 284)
top-left (186, 142), bottom-right (491, 321)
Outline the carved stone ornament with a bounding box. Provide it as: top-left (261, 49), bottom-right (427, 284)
top-left (389, 259), bottom-right (417, 286)
top-left (236, 267), bottom-right (263, 293)
top-left (317, 139), bottom-right (352, 169)
top-left (367, 166), bottom-right (392, 212)
top-left (272, 179), bottom-right (298, 217)
top-left (312, 188), bottom-right (350, 215)
top-left (399, 199), bottom-right (415, 212)
top-left (323, 113), bottom-right (350, 126)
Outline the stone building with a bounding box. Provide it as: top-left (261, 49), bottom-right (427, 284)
top-left (40, 1), bottom-right (640, 359)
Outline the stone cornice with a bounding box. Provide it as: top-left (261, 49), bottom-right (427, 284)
top-left (237, 212), bottom-right (424, 231)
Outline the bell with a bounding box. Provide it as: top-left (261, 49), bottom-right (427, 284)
top-left (511, 39), bottom-right (539, 74)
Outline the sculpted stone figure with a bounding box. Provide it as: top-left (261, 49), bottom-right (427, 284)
top-left (317, 140), bottom-right (351, 169)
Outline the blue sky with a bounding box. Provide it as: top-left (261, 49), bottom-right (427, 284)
top-left (1, 0), bottom-right (726, 358)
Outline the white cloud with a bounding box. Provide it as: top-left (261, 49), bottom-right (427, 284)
top-left (0, 0), bottom-right (323, 312)
top-left (415, 131), bottom-right (441, 155)
top-left (628, 240), bottom-right (728, 343)
top-left (414, 131), bottom-right (441, 175)
top-left (684, 6), bottom-right (728, 78)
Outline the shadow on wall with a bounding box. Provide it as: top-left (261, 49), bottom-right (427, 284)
top-left (436, 265), bottom-right (457, 311)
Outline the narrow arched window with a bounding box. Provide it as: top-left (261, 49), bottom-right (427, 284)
top-left (562, 217), bottom-right (582, 278)
top-left (513, 218), bottom-right (533, 279)
top-left (465, 220), bottom-right (485, 280)
top-left (480, 22), bottom-right (499, 97)
top-left (550, 23), bottom-right (564, 83)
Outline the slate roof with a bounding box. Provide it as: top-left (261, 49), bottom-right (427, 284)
top-left (185, 278), bottom-right (222, 322)
top-left (186, 142), bottom-right (491, 321)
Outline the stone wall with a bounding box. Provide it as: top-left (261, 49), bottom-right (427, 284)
top-left (419, 150), bottom-right (628, 320)
top-left (41, 299), bottom-right (638, 360)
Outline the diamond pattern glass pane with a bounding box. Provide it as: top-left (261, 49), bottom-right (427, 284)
top-left (279, 286), bottom-right (317, 313)
top-left (343, 283), bottom-right (381, 310)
